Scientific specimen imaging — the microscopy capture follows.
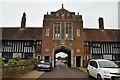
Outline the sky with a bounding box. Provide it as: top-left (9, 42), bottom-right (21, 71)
top-left (0, 0), bottom-right (119, 29)
top-left (55, 52), bottom-right (68, 58)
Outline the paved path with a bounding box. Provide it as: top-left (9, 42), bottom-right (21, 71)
top-left (19, 70), bottom-right (44, 78)
top-left (15, 70), bottom-right (44, 80)
top-left (38, 67), bottom-right (95, 80)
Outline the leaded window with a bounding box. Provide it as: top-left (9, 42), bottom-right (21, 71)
top-left (112, 55), bottom-right (120, 60)
top-left (65, 23), bottom-right (72, 39)
top-left (92, 54), bottom-right (103, 59)
top-left (22, 53), bottom-right (33, 59)
top-left (84, 41), bottom-right (90, 53)
top-left (54, 23), bottom-right (61, 39)
top-left (2, 52), bottom-right (13, 59)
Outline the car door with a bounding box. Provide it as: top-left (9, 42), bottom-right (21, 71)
top-left (88, 61), bottom-right (94, 76)
top-left (91, 61), bottom-right (98, 78)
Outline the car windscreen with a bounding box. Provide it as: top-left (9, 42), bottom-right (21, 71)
top-left (98, 61), bottom-right (118, 68)
top-left (38, 61), bottom-right (50, 65)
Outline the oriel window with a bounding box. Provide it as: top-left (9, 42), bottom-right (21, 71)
top-left (54, 23), bottom-right (61, 39)
top-left (66, 23), bottom-right (72, 39)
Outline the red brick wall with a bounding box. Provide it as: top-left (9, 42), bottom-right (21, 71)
top-left (40, 9), bottom-right (90, 67)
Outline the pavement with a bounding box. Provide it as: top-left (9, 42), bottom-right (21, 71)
top-left (79, 67), bottom-right (87, 73)
top-left (18, 70), bottom-right (44, 79)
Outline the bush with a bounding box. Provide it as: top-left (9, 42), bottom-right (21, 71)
top-left (2, 57), bottom-right (36, 67)
top-left (27, 57), bottom-right (36, 65)
top-left (7, 59), bottom-right (17, 66)
top-left (4, 59), bottom-right (26, 66)
top-left (14, 57), bottom-right (21, 61)
top-left (14, 57), bottom-right (26, 66)
top-left (17, 60), bottom-right (25, 65)
top-left (4, 63), bottom-right (8, 67)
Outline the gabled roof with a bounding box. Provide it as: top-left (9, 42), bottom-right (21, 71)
top-left (83, 29), bottom-right (120, 41)
top-left (1, 27), bottom-right (42, 40)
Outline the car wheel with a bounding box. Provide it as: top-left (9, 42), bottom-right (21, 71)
top-left (97, 74), bottom-right (102, 80)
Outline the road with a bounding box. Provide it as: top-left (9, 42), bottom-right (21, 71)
top-left (37, 62), bottom-right (95, 80)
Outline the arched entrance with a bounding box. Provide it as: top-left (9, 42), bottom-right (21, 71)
top-left (54, 46), bottom-right (71, 67)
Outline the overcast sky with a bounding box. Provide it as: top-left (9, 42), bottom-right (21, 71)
top-left (0, 0), bottom-right (119, 29)
top-left (56, 52), bottom-right (68, 58)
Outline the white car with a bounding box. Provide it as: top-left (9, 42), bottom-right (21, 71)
top-left (87, 59), bottom-right (120, 80)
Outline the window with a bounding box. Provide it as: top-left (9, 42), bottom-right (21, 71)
top-left (36, 41), bottom-right (41, 52)
top-left (36, 45), bottom-right (41, 53)
top-left (65, 23), bottom-right (73, 39)
top-left (24, 42), bottom-right (30, 46)
top-left (92, 43), bottom-right (101, 48)
top-left (84, 41), bottom-right (90, 53)
top-left (118, 43), bottom-right (120, 48)
top-left (37, 41), bottom-right (41, 45)
top-left (54, 23), bottom-right (61, 39)
top-left (56, 13), bottom-right (59, 16)
top-left (90, 61), bottom-right (98, 68)
top-left (77, 29), bottom-right (80, 37)
top-left (2, 52), bottom-right (13, 59)
top-left (22, 53), bottom-right (33, 59)
top-left (46, 28), bottom-right (50, 36)
top-left (98, 61), bottom-right (117, 68)
top-left (112, 55), bottom-right (120, 60)
top-left (92, 55), bottom-right (103, 59)
top-left (85, 46), bottom-right (90, 53)
top-left (4, 41), bottom-right (12, 46)
top-left (113, 43), bottom-right (118, 48)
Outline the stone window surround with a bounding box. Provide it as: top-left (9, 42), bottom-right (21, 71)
top-left (53, 22), bottom-right (74, 40)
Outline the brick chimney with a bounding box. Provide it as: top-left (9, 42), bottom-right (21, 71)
top-left (98, 17), bottom-right (104, 30)
top-left (21, 12), bottom-right (26, 28)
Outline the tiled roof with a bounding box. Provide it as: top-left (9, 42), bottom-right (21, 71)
top-left (83, 29), bottom-right (120, 41)
top-left (1, 27), bottom-right (42, 40)
top-left (1, 27), bottom-right (120, 41)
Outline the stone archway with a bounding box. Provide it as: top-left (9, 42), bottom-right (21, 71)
top-left (53, 46), bottom-right (73, 67)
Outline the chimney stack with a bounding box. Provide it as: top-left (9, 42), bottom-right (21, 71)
top-left (21, 12), bottom-right (26, 28)
top-left (98, 17), bottom-right (104, 30)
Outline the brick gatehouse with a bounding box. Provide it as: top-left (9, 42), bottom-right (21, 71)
top-left (1, 5), bottom-right (120, 67)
